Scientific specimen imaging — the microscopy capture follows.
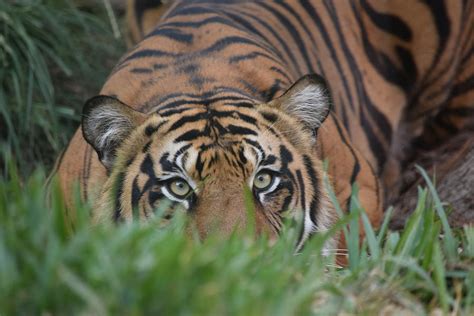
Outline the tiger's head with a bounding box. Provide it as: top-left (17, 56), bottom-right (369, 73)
top-left (82, 74), bottom-right (337, 249)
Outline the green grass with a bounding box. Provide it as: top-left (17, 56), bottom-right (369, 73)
top-left (0, 0), bottom-right (124, 175)
top-left (0, 156), bottom-right (472, 315)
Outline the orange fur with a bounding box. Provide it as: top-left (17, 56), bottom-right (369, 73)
top-left (56, 1), bottom-right (474, 253)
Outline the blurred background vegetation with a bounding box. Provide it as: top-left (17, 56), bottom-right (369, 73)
top-left (0, 0), bottom-right (126, 176)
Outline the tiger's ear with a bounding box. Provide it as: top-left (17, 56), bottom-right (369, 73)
top-left (270, 74), bottom-right (332, 133)
top-left (82, 95), bottom-right (146, 170)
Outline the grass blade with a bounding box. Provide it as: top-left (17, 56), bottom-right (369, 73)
top-left (416, 166), bottom-right (457, 260)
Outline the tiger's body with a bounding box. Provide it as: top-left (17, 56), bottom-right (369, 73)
top-left (57, 1), bottom-right (474, 249)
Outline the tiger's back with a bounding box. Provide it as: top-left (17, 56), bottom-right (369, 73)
top-left (57, 1), bottom-right (474, 247)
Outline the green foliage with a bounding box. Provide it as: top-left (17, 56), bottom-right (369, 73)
top-left (0, 157), bottom-right (472, 315)
top-left (0, 0), bottom-right (124, 175)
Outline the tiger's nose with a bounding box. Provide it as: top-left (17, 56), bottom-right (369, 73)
top-left (191, 192), bottom-right (248, 239)
top-left (189, 188), bottom-right (276, 240)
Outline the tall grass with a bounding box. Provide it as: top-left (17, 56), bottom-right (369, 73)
top-left (0, 0), bottom-right (124, 175)
top-left (0, 156), bottom-right (472, 314)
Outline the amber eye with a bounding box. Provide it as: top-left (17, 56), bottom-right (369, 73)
top-left (253, 171), bottom-right (273, 190)
top-left (167, 179), bottom-right (191, 199)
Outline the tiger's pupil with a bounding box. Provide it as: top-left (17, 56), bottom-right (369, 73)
top-left (253, 172), bottom-right (273, 190)
top-left (169, 179), bottom-right (191, 198)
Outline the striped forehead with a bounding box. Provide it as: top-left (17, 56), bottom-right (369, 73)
top-left (139, 98), bottom-right (291, 178)
top-left (159, 139), bottom-right (264, 178)
top-left (145, 125), bottom-right (285, 178)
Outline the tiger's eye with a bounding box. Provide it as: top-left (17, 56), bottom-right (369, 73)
top-left (253, 171), bottom-right (273, 190)
top-left (168, 179), bottom-right (191, 198)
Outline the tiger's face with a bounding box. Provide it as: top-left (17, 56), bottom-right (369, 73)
top-left (83, 74), bottom-right (337, 249)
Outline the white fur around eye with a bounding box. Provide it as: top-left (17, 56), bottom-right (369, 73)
top-left (161, 186), bottom-right (190, 209)
top-left (257, 176), bottom-right (280, 203)
top-left (171, 147), bottom-right (198, 190)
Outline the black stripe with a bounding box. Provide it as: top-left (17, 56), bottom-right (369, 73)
top-left (359, 107), bottom-right (387, 171)
top-left (238, 146), bottom-right (247, 164)
top-left (228, 51), bottom-right (284, 68)
top-left (303, 155), bottom-right (320, 227)
top-left (167, 112), bottom-right (206, 132)
top-left (331, 115), bottom-right (362, 185)
top-left (173, 144), bottom-right (193, 162)
top-left (338, 95), bottom-right (350, 133)
top-left (149, 190), bottom-right (165, 207)
top-left (140, 154), bottom-right (156, 178)
top-left (280, 180), bottom-right (294, 213)
top-left (134, 0), bottom-right (162, 35)
top-left (122, 48), bottom-right (179, 64)
top-left (221, 101), bottom-right (256, 108)
top-left (261, 111), bottom-right (279, 124)
top-left (279, 144), bottom-right (293, 169)
top-left (262, 79), bottom-right (284, 101)
top-left (165, 5), bottom-right (224, 19)
top-left (174, 129), bottom-right (204, 142)
top-left (301, 1), bottom-right (356, 111)
top-left (261, 154), bottom-right (277, 166)
top-left (131, 176), bottom-right (142, 214)
top-left (145, 121), bottom-right (167, 137)
top-left (114, 172), bottom-right (126, 222)
top-left (195, 150), bottom-right (205, 179)
top-left (226, 124), bottom-right (258, 136)
top-left (243, 138), bottom-right (266, 160)
top-left (153, 63), bottom-right (168, 70)
top-left (445, 107), bottom-right (474, 117)
top-left (146, 27), bottom-right (194, 43)
top-left (157, 95), bottom-right (256, 112)
top-left (198, 36), bottom-right (279, 58)
top-left (279, 145), bottom-right (296, 183)
top-left (232, 7), bottom-right (298, 74)
top-left (130, 68), bottom-right (153, 74)
top-left (360, 0), bottom-right (413, 41)
top-left (259, 2), bottom-right (313, 73)
top-left (214, 110), bottom-right (257, 125)
top-left (159, 153), bottom-right (174, 172)
top-left (351, 2), bottom-right (418, 92)
top-left (451, 75), bottom-right (474, 97)
top-left (142, 141), bottom-right (152, 153)
top-left (276, 1), bottom-right (320, 59)
top-left (160, 16), bottom-right (237, 29)
top-left (324, 2), bottom-right (392, 166)
top-left (269, 66), bottom-right (292, 85)
top-left (295, 169), bottom-right (306, 245)
top-left (219, 10), bottom-right (284, 60)
top-left (160, 107), bottom-right (195, 117)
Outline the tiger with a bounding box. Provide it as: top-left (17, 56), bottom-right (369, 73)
top-left (56, 0), bottom-right (474, 252)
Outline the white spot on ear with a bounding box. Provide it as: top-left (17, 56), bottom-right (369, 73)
top-left (284, 84), bottom-right (330, 130)
top-left (87, 106), bottom-right (135, 151)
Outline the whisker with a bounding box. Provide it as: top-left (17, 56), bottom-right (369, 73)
top-left (317, 249), bottom-right (349, 253)
top-left (324, 264), bottom-right (344, 269)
